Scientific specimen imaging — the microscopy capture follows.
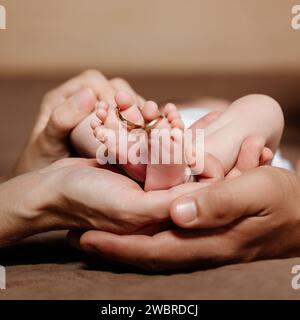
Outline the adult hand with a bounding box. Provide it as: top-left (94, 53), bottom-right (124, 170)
top-left (0, 157), bottom-right (203, 248)
top-left (73, 166), bottom-right (300, 271)
top-left (12, 70), bottom-right (143, 176)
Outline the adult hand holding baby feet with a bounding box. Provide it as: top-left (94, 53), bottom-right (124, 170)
top-left (88, 92), bottom-right (282, 192)
top-left (12, 70), bottom-right (129, 177)
top-left (0, 70), bottom-right (210, 247)
top-left (91, 91), bottom-right (189, 191)
top-left (75, 166), bottom-right (300, 272)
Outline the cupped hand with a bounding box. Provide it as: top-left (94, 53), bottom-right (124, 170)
top-left (72, 166), bottom-right (300, 271)
top-left (0, 157), bottom-right (206, 248)
top-left (12, 70), bottom-right (144, 176)
top-left (44, 158), bottom-right (203, 234)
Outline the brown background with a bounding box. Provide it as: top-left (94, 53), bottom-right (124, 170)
top-left (0, 0), bottom-right (299, 176)
top-left (0, 0), bottom-right (300, 299)
top-left (0, 0), bottom-right (300, 76)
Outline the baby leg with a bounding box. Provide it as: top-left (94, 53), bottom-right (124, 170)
top-left (192, 94), bottom-right (284, 175)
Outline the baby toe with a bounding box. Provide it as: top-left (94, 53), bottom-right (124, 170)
top-left (90, 118), bottom-right (102, 130)
top-left (171, 118), bottom-right (184, 129)
top-left (96, 100), bottom-right (109, 110)
top-left (163, 103), bottom-right (177, 116)
top-left (94, 127), bottom-right (107, 142)
top-left (167, 110), bottom-right (179, 122)
top-left (115, 91), bottom-right (134, 111)
top-left (141, 101), bottom-right (160, 122)
top-left (96, 108), bottom-right (108, 123)
top-left (260, 147), bottom-right (274, 165)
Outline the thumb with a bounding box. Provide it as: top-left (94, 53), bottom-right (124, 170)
top-left (170, 167), bottom-right (277, 229)
top-left (42, 88), bottom-right (96, 143)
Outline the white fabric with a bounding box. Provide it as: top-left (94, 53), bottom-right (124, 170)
top-left (179, 107), bottom-right (294, 171)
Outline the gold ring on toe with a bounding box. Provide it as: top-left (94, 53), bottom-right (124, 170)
top-left (115, 106), bottom-right (144, 131)
top-left (115, 106), bottom-right (164, 132)
top-left (144, 115), bottom-right (164, 133)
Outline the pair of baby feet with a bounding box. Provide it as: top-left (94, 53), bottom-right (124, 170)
top-left (90, 91), bottom-right (188, 191)
top-left (90, 91), bottom-right (274, 191)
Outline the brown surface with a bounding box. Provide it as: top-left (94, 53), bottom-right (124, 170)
top-left (0, 76), bottom-right (300, 299)
top-left (1, 231), bottom-right (300, 300)
top-left (1, 0), bottom-right (300, 76)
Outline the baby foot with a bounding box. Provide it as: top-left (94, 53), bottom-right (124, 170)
top-left (91, 91), bottom-right (147, 182)
top-left (91, 93), bottom-right (187, 191)
top-left (91, 91), bottom-right (170, 184)
top-left (144, 103), bottom-right (186, 191)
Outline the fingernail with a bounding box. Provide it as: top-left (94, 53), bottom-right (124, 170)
top-left (174, 198), bottom-right (197, 223)
top-left (73, 88), bottom-right (94, 111)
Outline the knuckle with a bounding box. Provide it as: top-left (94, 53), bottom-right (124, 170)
top-left (49, 108), bottom-right (68, 133)
top-left (82, 69), bottom-right (104, 81)
top-left (81, 70), bottom-right (113, 99)
top-left (206, 187), bottom-right (234, 221)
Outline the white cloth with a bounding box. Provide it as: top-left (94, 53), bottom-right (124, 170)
top-left (179, 107), bottom-right (294, 171)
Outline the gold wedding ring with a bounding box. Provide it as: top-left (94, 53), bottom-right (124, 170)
top-left (116, 106), bottom-right (164, 132)
top-left (144, 115), bottom-right (164, 133)
top-left (115, 106), bottom-right (144, 130)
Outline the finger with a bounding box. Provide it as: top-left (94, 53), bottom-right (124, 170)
top-left (39, 70), bottom-right (116, 134)
top-left (46, 158), bottom-right (99, 170)
top-left (42, 88), bottom-right (96, 143)
top-left (260, 147), bottom-right (274, 165)
top-left (188, 112), bottom-right (224, 180)
top-left (110, 77), bottom-right (144, 106)
top-left (119, 181), bottom-right (209, 223)
top-left (200, 152), bottom-right (224, 181)
top-left (61, 169), bottom-right (204, 232)
top-left (170, 167), bottom-right (279, 229)
top-left (226, 135), bottom-right (266, 180)
top-left (77, 229), bottom-right (236, 271)
top-left (46, 70), bottom-right (116, 106)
